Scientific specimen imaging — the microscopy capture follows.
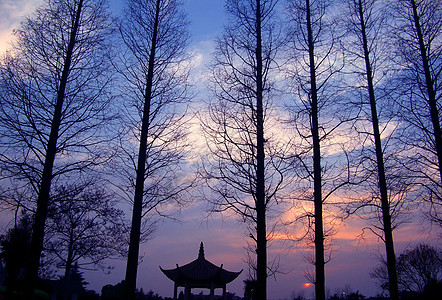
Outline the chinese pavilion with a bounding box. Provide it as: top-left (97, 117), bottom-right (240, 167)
top-left (160, 242), bottom-right (242, 300)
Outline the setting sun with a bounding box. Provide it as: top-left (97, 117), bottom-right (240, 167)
top-left (304, 283), bottom-right (313, 288)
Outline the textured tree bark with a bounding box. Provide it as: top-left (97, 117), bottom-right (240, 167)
top-left (357, 1), bottom-right (399, 299)
top-left (23, 1), bottom-right (84, 299)
top-left (123, 0), bottom-right (160, 299)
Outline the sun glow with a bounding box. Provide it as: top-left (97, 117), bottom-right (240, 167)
top-left (303, 283), bottom-right (312, 288)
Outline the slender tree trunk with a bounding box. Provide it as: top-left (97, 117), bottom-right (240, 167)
top-left (64, 233), bottom-right (74, 300)
top-left (410, 0), bottom-right (442, 183)
top-left (23, 1), bottom-right (83, 298)
top-left (357, 1), bottom-right (399, 299)
top-left (305, 1), bottom-right (325, 299)
top-left (123, 1), bottom-right (160, 299)
top-left (255, 1), bottom-right (267, 299)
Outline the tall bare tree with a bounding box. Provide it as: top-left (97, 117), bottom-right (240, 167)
top-left (117, 0), bottom-right (192, 299)
top-left (0, 0), bottom-right (116, 297)
top-left (343, 1), bottom-right (401, 299)
top-left (389, 0), bottom-right (442, 226)
top-left (200, 1), bottom-right (289, 299)
top-left (285, 1), bottom-right (350, 299)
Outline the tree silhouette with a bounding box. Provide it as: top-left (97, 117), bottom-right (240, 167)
top-left (200, 1), bottom-right (289, 299)
top-left (0, 0), bottom-right (116, 296)
top-left (116, 0), bottom-right (192, 299)
top-left (58, 263), bottom-right (88, 300)
top-left (0, 213), bottom-right (32, 298)
top-left (285, 1), bottom-right (350, 299)
top-left (391, 0), bottom-right (442, 182)
top-left (389, 0), bottom-right (442, 227)
top-left (396, 244), bottom-right (442, 294)
top-left (44, 184), bottom-right (126, 285)
top-left (343, 0), bottom-right (403, 299)
top-left (371, 244), bottom-right (442, 296)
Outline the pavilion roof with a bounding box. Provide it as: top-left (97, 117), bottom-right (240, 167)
top-left (159, 242), bottom-right (242, 286)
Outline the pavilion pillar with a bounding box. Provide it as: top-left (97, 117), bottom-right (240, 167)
top-left (222, 285), bottom-right (226, 300)
top-left (173, 283), bottom-right (177, 300)
top-left (209, 284), bottom-right (215, 300)
top-left (184, 284), bottom-right (191, 300)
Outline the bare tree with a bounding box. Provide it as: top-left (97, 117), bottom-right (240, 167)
top-left (116, 0), bottom-right (192, 299)
top-left (0, 0), bottom-right (116, 297)
top-left (284, 1), bottom-right (351, 299)
top-left (371, 244), bottom-right (442, 296)
top-left (44, 183), bottom-right (126, 298)
top-left (396, 244), bottom-right (442, 294)
top-left (389, 0), bottom-right (442, 226)
top-left (342, 0), bottom-right (405, 299)
top-left (200, 1), bottom-right (290, 299)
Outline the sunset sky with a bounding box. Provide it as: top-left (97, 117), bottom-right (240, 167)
top-left (0, 0), bottom-right (441, 299)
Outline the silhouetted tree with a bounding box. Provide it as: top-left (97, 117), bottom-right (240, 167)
top-left (391, 0), bottom-right (442, 181)
top-left (329, 290), bottom-right (365, 300)
top-left (58, 263), bottom-right (88, 300)
top-left (291, 292), bottom-right (307, 300)
top-left (389, 0), bottom-right (442, 227)
top-left (200, 1), bottom-right (290, 299)
top-left (342, 1), bottom-right (403, 299)
top-left (285, 1), bottom-right (350, 299)
top-left (371, 244), bottom-right (442, 296)
top-left (396, 244), bottom-right (442, 294)
top-left (102, 281), bottom-right (163, 300)
top-left (116, 0), bottom-right (192, 299)
top-left (43, 183), bottom-right (126, 296)
top-left (0, 213), bottom-right (32, 297)
top-left (101, 280), bottom-right (125, 300)
top-left (243, 279), bottom-right (258, 300)
top-left (0, 0), bottom-right (116, 297)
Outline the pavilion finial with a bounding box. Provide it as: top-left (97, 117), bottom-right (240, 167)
top-left (198, 242), bottom-right (205, 259)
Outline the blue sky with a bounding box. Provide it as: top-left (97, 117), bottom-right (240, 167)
top-left (0, 1), bottom-right (441, 299)
top-left (108, 0), bottom-right (227, 41)
top-left (182, 0), bottom-right (227, 41)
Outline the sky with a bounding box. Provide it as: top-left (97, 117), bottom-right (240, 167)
top-left (0, 1), bottom-right (441, 300)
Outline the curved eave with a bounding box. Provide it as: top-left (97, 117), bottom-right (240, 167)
top-left (159, 266), bottom-right (181, 282)
top-left (218, 269), bottom-right (243, 284)
top-left (159, 263), bottom-right (243, 284)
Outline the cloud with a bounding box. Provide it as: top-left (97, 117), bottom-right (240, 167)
top-left (188, 40), bottom-right (215, 87)
top-left (0, 0), bottom-right (42, 54)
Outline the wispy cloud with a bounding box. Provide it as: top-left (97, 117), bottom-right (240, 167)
top-left (0, 0), bottom-right (42, 54)
top-left (188, 40), bottom-right (215, 88)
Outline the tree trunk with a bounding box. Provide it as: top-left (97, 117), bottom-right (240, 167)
top-left (64, 232), bottom-right (74, 300)
top-left (123, 1), bottom-right (160, 299)
top-left (410, 0), bottom-right (442, 184)
top-left (23, 1), bottom-right (83, 298)
top-left (357, 1), bottom-right (399, 299)
top-left (305, 1), bottom-right (325, 299)
top-left (255, 1), bottom-right (267, 300)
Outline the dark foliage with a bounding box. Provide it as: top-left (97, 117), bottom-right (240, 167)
top-left (0, 213), bottom-right (32, 295)
top-left (371, 243), bottom-right (442, 298)
top-left (101, 281), bottom-right (164, 300)
top-left (243, 279), bottom-right (258, 300)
